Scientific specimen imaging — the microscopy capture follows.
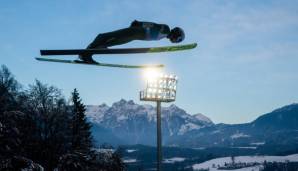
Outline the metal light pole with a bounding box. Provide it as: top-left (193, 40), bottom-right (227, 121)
top-left (140, 73), bottom-right (178, 171)
top-left (156, 101), bottom-right (162, 171)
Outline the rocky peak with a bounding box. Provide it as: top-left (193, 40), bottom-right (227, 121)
top-left (112, 99), bottom-right (127, 106)
top-left (99, 103), bottom-right (109, 108)
top-left (193, 113), bottom-right (213, 124)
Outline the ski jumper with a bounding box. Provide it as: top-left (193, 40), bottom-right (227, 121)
top-left (87, 20), bottom-right (171, 49)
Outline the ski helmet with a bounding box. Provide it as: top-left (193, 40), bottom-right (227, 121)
top-left (169, 27), bottom-right (185, 43)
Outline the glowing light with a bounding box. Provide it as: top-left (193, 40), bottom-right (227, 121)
top-left (143, 68), bottom-right (161, 82)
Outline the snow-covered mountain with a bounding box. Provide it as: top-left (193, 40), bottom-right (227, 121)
top-left (170, 103), bottom-right (298, 148)
top-left (86, 99), bottom-right (213, 146)
top-left (87, 100), bottom-right (298, 148)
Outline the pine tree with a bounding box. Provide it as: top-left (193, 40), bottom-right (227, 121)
top-left (71, 88), bottom-right (93, 154)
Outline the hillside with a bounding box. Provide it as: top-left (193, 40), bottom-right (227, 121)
top-left (86, 101), bottom-right (298, 149)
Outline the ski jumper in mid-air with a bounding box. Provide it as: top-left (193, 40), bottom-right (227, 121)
top-left (79, 20), bottom-right (185, 63)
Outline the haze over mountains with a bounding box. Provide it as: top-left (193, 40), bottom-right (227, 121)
top-left (86, 99), bottom-right (298, 148)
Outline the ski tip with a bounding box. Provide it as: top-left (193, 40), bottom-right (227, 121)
top-left (150, 64), bottom-right (164, 68)
top-left (141, 64), bottom-right (164, 68)
top-left (188, 43), bottom-right (198, 48)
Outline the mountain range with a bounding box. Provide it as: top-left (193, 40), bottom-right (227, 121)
top-left (86, 99), bottom-right (298, 148)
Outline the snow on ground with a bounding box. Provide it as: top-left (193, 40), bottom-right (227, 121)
top-left (123, 159), bottom-right (137, 163)
top-left (126, 149), bottom-right (137, 153)
top-left (231, 147), bottom-right (257, 149)
top-left (116, 114), bottom-right (128, 121)
top-left (163, 157), bottom-right (185, 163)
top-left (230, 133), bottom-right (250, 139)
top-left (93, 148), bottom-right (114, 153)
top-left (211, 130), bottom-right (221, 134)
top-left (222, 166), bottom-right (261, 171)
top-left (250, 142), bottom-right (265, 146)
top-left (178, 123), bottom-right (202, 135)
top-left (192, 154), bottom-right (298, 171)
top-left (192, 147), bottom-right (206, 150)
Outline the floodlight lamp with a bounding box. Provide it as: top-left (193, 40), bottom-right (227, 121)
top-left (140, 72), bottom-right (178, 102)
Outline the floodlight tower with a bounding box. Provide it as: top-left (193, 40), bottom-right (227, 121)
top-left (140, 73), bottom-right (178, 171)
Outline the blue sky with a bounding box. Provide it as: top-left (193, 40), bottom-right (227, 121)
top-left (1, 0), bottom-right (298, 123)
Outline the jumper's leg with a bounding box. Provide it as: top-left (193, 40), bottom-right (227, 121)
top-left (79, 43), bottom-right (107, 63)
top-left (87, 27), bottom-right (144, 48)
top-left (80, 27), bottom-right (145, 63)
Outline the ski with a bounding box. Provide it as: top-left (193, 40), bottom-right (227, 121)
top-left (35, 57), bottom-right (164, 68)
top-left (40, 43), bottom-right (197, 56)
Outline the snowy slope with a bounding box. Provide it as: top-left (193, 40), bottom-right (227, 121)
top-left (192, 154), bottom-right (298, 171)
